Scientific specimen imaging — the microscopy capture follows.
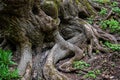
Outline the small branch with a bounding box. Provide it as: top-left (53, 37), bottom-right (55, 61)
top-left (97, 29), bottom-right (117, 43)
top-left (104, 10), bottom-right (112, 20)
top-left (75, 69), bottom-right (88, 74)
top-left (87, 56), bottom-right (99, 63)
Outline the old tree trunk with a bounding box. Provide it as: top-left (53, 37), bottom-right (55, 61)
top-left (0, 0), bottom-right (118, 80)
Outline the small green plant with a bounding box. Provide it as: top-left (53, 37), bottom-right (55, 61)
top-left (73, 61), bottom-right (90, 69)
top-left (84, 71), bottom-right (96, 79)
top-left (112, 7), bottom-right (120, 14)
top-left (99, 8), bottom-right (107, 15)
top-left (111, 1), bottom-right (118, 7)
top-left (104, 41), bottom-right (120, 51)
top-left (0, 49), bottom-right (19, 80)
top-left (110, 1), bottom-right (120, 14)
top-left (87, 16), bottom-right (94, 24)
top-left (100, 19), bottom-right (120, 33)
top-left (84, 70), bottom-right (101, 79)
top-left (73, 61), bottom-right (101, 79)
top-left (93, 0), bottom-right (110, 4)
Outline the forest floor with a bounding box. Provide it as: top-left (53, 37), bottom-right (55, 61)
top-left (56, 50), bottom-right (120, 80)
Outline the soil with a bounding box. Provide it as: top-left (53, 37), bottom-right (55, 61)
top-left (55, 51), bottom-right (120, 80)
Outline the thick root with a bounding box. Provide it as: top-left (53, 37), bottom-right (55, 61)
top-left (79, 18), bottom-right (114, 53)
top-left (97, 29), bottom-right (117, 43)
top-left (53, 31), bottom-right (83, 72)
top-left (21, 62), bottom-right (32, 80)
top-left (58, 58), bottom-right (76, 72)
top-left (43, 44), bottom-right (71, 80)
top-left (18, 43), bottom-right (32, 79)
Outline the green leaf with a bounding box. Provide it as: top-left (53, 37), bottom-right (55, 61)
top-left (0, 49), bottom-right (19, 80)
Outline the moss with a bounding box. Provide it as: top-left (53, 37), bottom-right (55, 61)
top-left (75, 0), bottom-right (80, 4)
top-left (41, 1), bottom-right (59, 19)
top-left (78, 0), bottom-right (97, 16)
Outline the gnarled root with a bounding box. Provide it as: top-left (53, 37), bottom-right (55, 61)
top-left (43, 30), bottom-right (84, 79)
top-left (58, 58), bottom-right (76, 72)
top-left (81, 18), bottom-right (117, 52)
top-left (18, 42), bottom-right (32, 80)
top-left (43, 44), bottom-right (71, 80)
top-left (54, 31), bottom-right (83, 72)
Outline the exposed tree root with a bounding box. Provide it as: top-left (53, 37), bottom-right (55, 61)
top-left (2, 15), bottom-right (116, 80)
top-left (80, 18), bottom-right (117, 52)
top-left (43, 44), bottom-right (71, 80)
top-left (18, 42), bottom-right (32, 79)
top-left (21, 61), bottom-right (32, 80)
top-left (97, 29), bottom-right (117, 43)
top-left (68, 18), bottom-right (111, 54)
top-left (43, 30), bottom-right (84, 79)
top-left (54, 31), bottom-right (83, 72)
top-left (0, 0), bottom-right (119, 80)
top-left (44, 15), bottom-right (117, 76)
top-left (42, 15), bottom-right (116, 79)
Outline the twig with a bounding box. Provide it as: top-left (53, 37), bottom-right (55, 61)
top-left (104, 10), bottom-right (112, 20)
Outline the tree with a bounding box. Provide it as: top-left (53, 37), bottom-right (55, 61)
top-left (0, 0), bottom-right (117, 80)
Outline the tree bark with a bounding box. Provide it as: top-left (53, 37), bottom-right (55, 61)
top-left (0, 0), bottom-right (117, 80)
